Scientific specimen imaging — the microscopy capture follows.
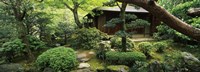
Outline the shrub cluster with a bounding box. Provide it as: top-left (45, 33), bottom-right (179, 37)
top-left (28, 36), bottom-right (46, 51)
top-left (138, 42), bottom-right (153, 53)
top-left (105, 51), bottom-right (146, 65)
top-left (0, 39), bottom-right (24, 61)
top-left (35, 47), bottom-right (77, 72)
top-left (153, 42), bottom-right (168, 52)
top-left (0, 36), bottom-right (46, 62)
top-left (110, 37), bottom-right (134, 49)
top-left (69, 28), bottom-right (107, 49)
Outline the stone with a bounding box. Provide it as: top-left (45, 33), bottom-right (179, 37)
top-left (0, 63), bottom-right (24, 72)
top-left (80, 58), bottom-right (90, 62)
top-left (55, 43), bottom-right (61, 46)
top-left (77, 53), bottom-right (87, 59)
top-left (78, 63), bottom-right (90, 69)
top-left (110, 49), bottom-right (115, 51)
top-left (88, 51), bottom-right (95, 55)
top-left (188, 8), bottom-right (200, 16)
top-left (181, 52), bottom-right (200, 64)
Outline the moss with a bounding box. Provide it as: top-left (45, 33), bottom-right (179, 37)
top-left (149, 52), bottom-right (164, 62)
top-left (88, 58), bottom-right (105, 71)
top-left (107, 65), bottom-right (129, 71)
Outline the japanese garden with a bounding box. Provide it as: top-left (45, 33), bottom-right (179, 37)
top-left (0, 0), bottom-right (200, 72)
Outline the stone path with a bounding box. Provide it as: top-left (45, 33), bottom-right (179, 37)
top-left (131, 37), bottom-right (155, 42)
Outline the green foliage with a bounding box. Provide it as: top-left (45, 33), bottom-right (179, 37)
top-left (105, 18), bottom-right (122, 28)
top-left (153, 42), bottom-right (168, 52)
top-left (70, 28), bottom-right (107, 49)
top-left (106, 14), bottom-right (150, 29)
top-left (110, 37), bottom-right (134, 50)
top-left (171, 0), bottom-right (200, 21)
top-left (158, 0), bottom-right (191, 12)
top-left (105, 51), bottom-right (146, 65)
top-left (162, 51), bottom-right (183, 71)
top-left (156, 0), bottom-right (200, 42)
top-left (35, 47), bottom-right (77, 72)
top-left (138, 42), bottom-right (153, 53)
top-left (96, 41), bottom-right (111, 59)
top-left (0, 39), bottom-right (25, 61)
top-left (1, 39), bottom-right (24, 54)
top-left (129, 61), bottom-right (148, 72)
top-left (0, 36), bottom-right (46, 62)
top-left (28, 36), bottom-right (46, 51)
top-left (189, 17), bottom-right (200, 28)
top-left (127, 19), bottom-right (150, 29)
top-left (153, 24), bottom-right (176, 40)
top-left (154, 24), bottom-right (190, 41)
top-left (106, 13), bottom-right (150, 51)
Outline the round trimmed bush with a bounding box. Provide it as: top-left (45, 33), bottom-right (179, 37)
top-left (35, 47), bottom-right (77, 72)
top-left (105, 51), bottom-right (146, 65)
top-left (138, 42), bottom-right (153, 53)
top-left (153, 42), bottom-right (168, 52)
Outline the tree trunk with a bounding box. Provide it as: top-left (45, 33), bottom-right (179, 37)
top-left (18, 22), bottom-right (35, 61)
top-left (120, 3), bottom-right (128, 52)
top-left (117, 0), bottom-right (200, 41)
top-left (72, 9), bottom-right (83, 28)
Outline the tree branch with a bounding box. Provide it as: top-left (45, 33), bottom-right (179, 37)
top-left (116, 2), bottom-right (121, 9)
top-left (63, 2), bottom-right (73, 11)
top-left (116, 0), bottom-right (200, 41)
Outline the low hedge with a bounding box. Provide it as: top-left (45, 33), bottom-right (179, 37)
top-left (105, 51), bottom-right (146, 65)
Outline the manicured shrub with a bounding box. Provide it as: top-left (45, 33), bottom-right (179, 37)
top-left (153, 42), bottom-right (168, 52)
top-left (138, 42), bottom-right (153, 53)
top-left (35, 47), bottom-right (77, 72)
top-left (69, 28), bottom-right (107, 49)
top-left (110, 37), bottom-right (134, 50)
top-left (105, 51), bottom-right (146, 65)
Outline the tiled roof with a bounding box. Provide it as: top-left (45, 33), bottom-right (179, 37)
top-left (97, 5), bottom-right (149, 13)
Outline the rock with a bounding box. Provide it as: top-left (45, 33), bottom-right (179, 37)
top-left (88, 51), bottom-right (95, 55)
top-left (80, 58), bottom-right (90, 62)
top-left (55, 43), bottom-right (61, 47)
top-left (77, 53), bottom-right (87, 59)
top-left (77, 53), bottom-right (91, 62)
top-left (110, 49), bottom-right (115, 51)
top-left (72, 68), bottom-right (93, 72)
top-left (182, 52), bottom-right (200, 63)
top-left (0, 63), bottom-right (24, 72)
top-left (188, 8), bottom-right (200, 16)
top-left (77, 51), bottom-right (95, 62)
top-left (78, 63), bottom-right (90, 69)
